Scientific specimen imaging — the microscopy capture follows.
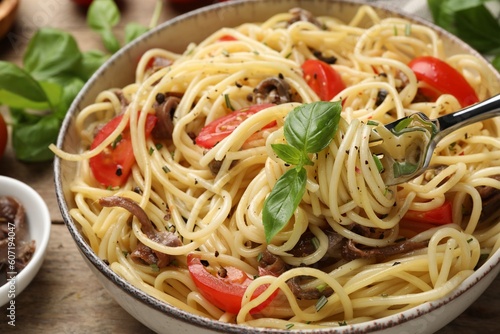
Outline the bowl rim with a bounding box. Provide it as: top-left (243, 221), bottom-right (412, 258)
top-left (0, 175), bottom-right (52, 306)
top-left (54, 0), bottom-right (500, 332)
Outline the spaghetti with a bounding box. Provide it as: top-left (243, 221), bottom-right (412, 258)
top-left (53, 6), bottom-right (500, 329)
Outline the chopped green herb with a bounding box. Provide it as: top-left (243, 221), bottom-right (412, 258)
top-left (162, 165), bottom-right (171, 173)
top-left (149, 147), bottom-right (155, 155)
top-left (315, 295), bottom-right (328, 311)
top-left (372, 154), bottom-right (384, 172)
top-left (285, 323), bottom-right (294, 330)
top-left (393, 161), bottom-right (418, 178)
top-left (393, 117), bottom-right (412, 133)
top-left (405, 23), bottom-right (412, 36)
top-left (155, 143), bottom-right (163, 150)
top-left (112, 134), bottom-right (123, 149)
top-left (224, 94), bottom-right (235, 111)
top-left (150, 264), bottom-right (160, 272)
top-left (338, 320), bottom-right (347, 326)
top-left (257, 252), bottom-right (263, 262)
top-left (311, 236), bottom-right (320, 250)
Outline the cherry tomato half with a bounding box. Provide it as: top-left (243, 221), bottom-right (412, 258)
top-left (403, 201), bottom-right (453, 226)
top-left (218, 35), bottom-right (237, 41)
top-left (89, 114), bottom-right (157, 187)
top-left (187, 253), bottom-right (277, 314)
top-left (302, 59), bottom-right (345, 101)
top-left (409, 56), bottom-right (479, 108)
top-left (0, 113), bottom-right (7, 159)
top-left (195, 104), bottom-right (275, 149)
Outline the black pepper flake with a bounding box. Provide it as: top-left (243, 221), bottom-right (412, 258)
top-left (155, 92), bottom-right (166, 104)
top-left (218, 267), bottom-right (228, 278)
top-left (116, 167), bottom-right (123, 176)
top-left (215, 251), bottom-right (219, 257)
top-left (200, 259), bottom-right (209, 267)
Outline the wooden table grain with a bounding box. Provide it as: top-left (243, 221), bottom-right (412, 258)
top-left (0, 1), bottom-right (499, 333)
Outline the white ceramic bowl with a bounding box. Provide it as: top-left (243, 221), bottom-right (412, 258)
top-left (54, 0), bottom-right (500, 333)
top-left (0, 175), bottom-right (51, 307)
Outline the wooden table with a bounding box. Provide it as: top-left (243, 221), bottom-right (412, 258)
top-left (0, 1), bottom-right (499, 333)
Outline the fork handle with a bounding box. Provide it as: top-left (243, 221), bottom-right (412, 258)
top-left (435, 94), bottom-right (500, 140)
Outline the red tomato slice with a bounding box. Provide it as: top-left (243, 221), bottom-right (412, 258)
top-left (408, 56), bottom-right (479, 108)
top-left (302, 59), bottom-right (345, 101)
top-left (187, 253), bottom-right (277, 314)
top-left (89, 114), bottom-right (157, 187)
top-left (195, 104), bottom-right (275, 149)
top-left (218, 35), bottom-right (237, 41)
top-left (402, 201), bottom-right (453, 226)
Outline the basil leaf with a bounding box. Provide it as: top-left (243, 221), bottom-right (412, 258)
top-left (99, 29), bottom-right (121, 54)
top-left (284, 101), bottom-right (341, 154)
top-left (11, 114), bottom-right (61, 162)
top-left (48, 76), bottom-right (85, 118)
top-left (39, 81), bottom-right (63, 111)
top-left (23, 28), bottom-right (82, 81)
top-left (0, 90), bottom-right (49, 110)
top-left (87, 0), bottom-right (120, 31)
top-left (262, 167), bottom-right (307, 243)
top-left (77, 50), bottom-right (109, 81)
top-left (428, 0), bottom-right (500, 54)
top-left (0, 61), bottom-right (49, 106)
top-left (271, 143), bottom-right (305, 166)
top-left (492, 55), bottom-right (500, 72)
top-left (125, 23), bottom-right (149, 44)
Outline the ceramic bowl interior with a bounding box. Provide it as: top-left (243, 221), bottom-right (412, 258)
top-left (0, 175), bottom-right (51, 307)
top-left (54, 0), bottom-right (500, 333)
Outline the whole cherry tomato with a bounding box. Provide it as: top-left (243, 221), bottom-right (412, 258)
top-left (409, 56), bottom-right (479, 108)
top-left (0, 113), bottom-right (7, 159)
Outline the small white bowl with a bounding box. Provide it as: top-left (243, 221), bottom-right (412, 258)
top-left (0, 175), bottom-right (51, 307)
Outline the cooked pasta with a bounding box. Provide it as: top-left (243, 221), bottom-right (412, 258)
top-left (52, 5), bottom-right (500, 329)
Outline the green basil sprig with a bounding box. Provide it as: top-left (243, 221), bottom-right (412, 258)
top-left (88, 0), bottom-right (162, 53)
top-left (262, 101), bottom-right (342, 243)
top-left (0, 0), bottom-right (162, 162)
top-left (427, 0), bottom-right (500, 71)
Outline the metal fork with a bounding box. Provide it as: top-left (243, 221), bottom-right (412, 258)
top-left (370, 94), bottom-right (500, 186)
